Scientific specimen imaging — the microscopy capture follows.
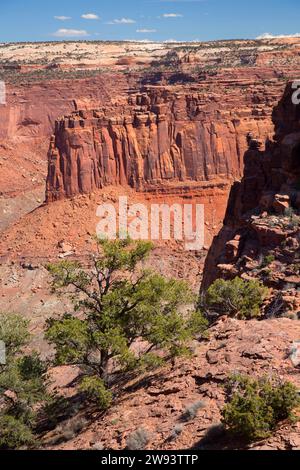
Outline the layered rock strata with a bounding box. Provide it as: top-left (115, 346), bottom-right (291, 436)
top-left (46, 76), bottom-right (280, 201)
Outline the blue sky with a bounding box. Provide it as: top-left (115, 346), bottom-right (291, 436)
top-left (0, 0), bottom-right (300, 43)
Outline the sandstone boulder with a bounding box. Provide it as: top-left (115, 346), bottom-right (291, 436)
top-left (272, 194), bottom-right (290, 214)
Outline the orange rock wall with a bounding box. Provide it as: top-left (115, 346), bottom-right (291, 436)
top-left (46, 71), bottom-right (283, 201)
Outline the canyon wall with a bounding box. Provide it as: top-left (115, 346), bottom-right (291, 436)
top-left (2, 39), bottom-right (300, 238)
top-left (0, 74), bottom-right (129, 230)
top-left (46, 70), bottom-right (284, 201)
top-left (1, 38), bottom-right (300, 201)
top-left (0, 74), bottom-right (129, 142)
top-left (0, 74), bottom-right (130, 197)
top-left (201, 82), bottom-right (300, 314)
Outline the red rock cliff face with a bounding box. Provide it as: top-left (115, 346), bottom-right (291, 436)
top-left (202, 83), bottom-right (300, 315)
top-left (46, 76), bottom-right (278, 201)
top-left (0, 73), bottom-right (132, 200)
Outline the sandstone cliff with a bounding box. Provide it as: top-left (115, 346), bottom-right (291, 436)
top-left (0, 73), bottom-right (130, 197)
top-left (202, 83), bottom-right (300, 317)
top-left (2, 38), bottom-right (300, 232)
top-left (0, 73), bottom-right (130, 231)
top-left (46, 73), bottom-right (280, 201)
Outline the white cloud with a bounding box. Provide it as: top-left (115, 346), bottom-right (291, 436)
top-left (163, 38), bottom-right (199, 43)
top-left (52, 29), bottom-right (89, 37)
top-left (54, 16), bottom-right (72, 21)
top-left (162, 13), bottom-right (183, 17)
top-left (256, 32), bottom-right (300, 39)
top-left (107, 18), bottom-right (136, 24)
top-left (136, 28), bottom-right (157, 33)
top-left (81, 13), bottom-right (100, 20)
top-left (125, 39), bottom-right (153, 43)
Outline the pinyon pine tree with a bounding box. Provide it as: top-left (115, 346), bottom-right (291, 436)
top-left (46, 238), bottom-right (207, 408)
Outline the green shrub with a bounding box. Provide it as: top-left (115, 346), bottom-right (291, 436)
top-left (0, 415), bottom-right (35, 449)
top-left (79, 376), bottom-right (112, 410)
top-left (260, 255), bottom-right (275, 268)
top-left (205, 277), bottom-right (268, 319)
top-left (284, 207), bottom-right (295, 218)
top-left (0, 313), bottom-right (30, 353)
top-left (221, 375), bottom-right (300, 441)
top-left (0, 313), bottom-right (47, 449)
top-left (18, 352), bottom-right (47, 380)
top-left (46, 238), bottom-right (208, 411)
top-left (138, 353), bottom-right (165, 372)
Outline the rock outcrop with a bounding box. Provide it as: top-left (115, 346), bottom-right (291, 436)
top-left (202, 82), bottom-right (300, 316)
top-left (46, 75), bottom-right (279, 201)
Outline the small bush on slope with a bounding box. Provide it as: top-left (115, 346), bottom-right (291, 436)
top-left (221, 374), bottom-right (300, 441)
top-left (260, 254), bottom-right (275, 269)
top-left (126, 428), bottom-right (151, 450)
top-left (181, 400), bottom-right (206, 421)
top-left (205, 277), bottom-right (268, 319)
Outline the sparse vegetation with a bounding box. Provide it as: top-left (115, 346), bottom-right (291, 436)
top-left (221, 374), bottom-right (300, 441)
top-left (126, 427), bottom-right (151, 450)
top-left (47, 416), bottom-right (88, 445)
top-left (91, 441), bottom-right (104, 451)
top-left (260, 254), bottom-right (275, 268)
top-left (287, 216), bottom-right (299, 231)
top-left (204, 277), bottom-right (268, 319)
top-left (284, 207), bottom-right (295, 218)
top-left (181, 400), bottom-right (206, 421)
top-left (0, 67), bottom-right (107, 85)
top-left (170, 424), bottom-right (184, 440)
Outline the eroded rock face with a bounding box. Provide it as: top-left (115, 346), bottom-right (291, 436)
top-left (202, 83), bottom-right (300, 316)
top-left (2, 39), bottom-right (300, 233)
top-left (1, 63), bottom-right (298, 236)
top-left (46, 76), bottom-right (279, 201)
top-left (0, 74), bottom-right (130, 198)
